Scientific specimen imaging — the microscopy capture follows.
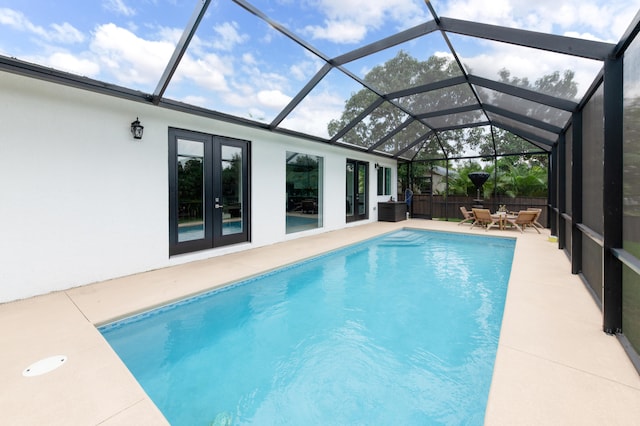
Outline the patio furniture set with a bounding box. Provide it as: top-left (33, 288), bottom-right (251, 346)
top-left (459, 206), bottom-right (543, 233)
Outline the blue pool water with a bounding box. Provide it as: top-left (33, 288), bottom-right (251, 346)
top-left (100, 229), bottom-right (515, 425)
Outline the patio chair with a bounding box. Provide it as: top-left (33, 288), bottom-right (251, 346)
top-left (301, 199), bottom-right (317, 214)
top-left (458, 206), bottom-right (474, 226)
top-left (527, 208), bottom-right (544, 229)
top-left (505, 210), bottom-right (541, 233)
top-left (471, 208), bottom-right (500, 231)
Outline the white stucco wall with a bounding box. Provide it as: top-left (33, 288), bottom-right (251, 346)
top-left (0, 71), bottom-right (397, 303)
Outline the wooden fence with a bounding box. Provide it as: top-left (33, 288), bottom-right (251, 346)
top-left (406, 195), bottom-right (549, 227)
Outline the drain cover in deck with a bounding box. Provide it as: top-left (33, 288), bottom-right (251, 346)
top-left (22, 355), bottom-right (67, 377)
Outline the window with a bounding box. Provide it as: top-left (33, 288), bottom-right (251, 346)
top-left (377, 166), bottom-right (392, 195)
top-left (286, 152), bottom-right (323, 234)
top-left (169, 128), bottom-right (250, 255)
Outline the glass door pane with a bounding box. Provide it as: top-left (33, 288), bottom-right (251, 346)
top-left (286, 151), bottom-right (323, 234)
top-left (177, 139), bottom-right (204, 242)
top-left (220, 145), bottom-right (243, 236)
top-left (358, 163), bottom-right (367, 215)
top-left (346, 162), bottom-right (355, 217)
top-left (346, 159), bottom-right (368, 222)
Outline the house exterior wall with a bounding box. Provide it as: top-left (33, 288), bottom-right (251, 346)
top-left (0, 71), bottom-right (396, 303)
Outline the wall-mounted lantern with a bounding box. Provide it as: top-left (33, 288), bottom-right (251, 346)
top-left (130, 117), bottom-right (144, 140)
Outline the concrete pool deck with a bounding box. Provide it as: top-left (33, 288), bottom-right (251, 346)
top-left (1, 219), bottom-right (639, 425)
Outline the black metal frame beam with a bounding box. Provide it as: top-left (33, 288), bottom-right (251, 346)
top-left (415, 104), bottom-right (481, 120)
top-left (571, 110), bottom-right (583, 275)
top-left (393, 131), bottom-right (433, 159)
top-left (483, 104), bottom-right (563, 135)
top-left (407, 149), bottom-right (548, 163)
top-left (271, 63), bottom-right (333, 128)
top-left (550, 145), bottom-right (558, 236)
top-left (602, 56), bottom-right (624, 335)
top-left (613, 9), bottom-right (640, 58)
top-left (330, 97), bottom-right (385, 143)
top-left (0, 55), bottom-right (152, 103)
top-left (490, 121), bottom-right (555, 149)
top-left (432, 121), bottom-right (489, 132)
top-left (386, 76), bottom-right (467, 99)
top-left (367, 118), bottom-right (413, 152)
top-left (557, 133), bottom-right (567, 250)
top-left (0, 0), bottom-right (619, 171)
top-left (152, 0), bottom-right (211, 104)
top-left (438, 17), bottom-right (615, 60)
top-left (469, 75), bottom-right (578, 112)
top-left (233, 0), bottom-right (331, 63)
top-left (332, 21), bottom-right (439, 65)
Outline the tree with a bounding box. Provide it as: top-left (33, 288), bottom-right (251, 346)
top-left (482, 158), bottom-right (547, 197)
top-left (329, 52), bottom-right (576, 164)
top-left (447, 161), bottom-right (483, 196)
top-left (329, 51), bottom-right (577, 199)
top-left (328, 51), bottom-right (475, 157)
top-left (286, 153), bottom-right (320, 196)
top-left (178, 158), bottom-right (204, 222)
top-left (467, 69), bottom-right (578, 162)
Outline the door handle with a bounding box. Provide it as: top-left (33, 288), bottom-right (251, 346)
top-left (215, 203), bottom-right (224, 209)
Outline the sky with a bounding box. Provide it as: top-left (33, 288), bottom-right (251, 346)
top-left (0, 0), bottom-right (638, 139)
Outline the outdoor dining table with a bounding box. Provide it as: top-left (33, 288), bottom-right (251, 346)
top-left (492, 212), bottom-right (516, 230)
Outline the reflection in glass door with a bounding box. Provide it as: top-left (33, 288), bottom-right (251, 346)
top-left (346, 159), bottom-right (368, 223)
top-left (217, 143), bottom-right (244, 239)
top-left (169, 129), bottom-right (250, 255)
top-left (346, 162), bottom-right (355, 217)
top-left (177, 139), bottom-right (205, 242)
top-left (358, 162), bottom-right (367, 216)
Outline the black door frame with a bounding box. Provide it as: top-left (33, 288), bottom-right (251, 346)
top-left (346, 159), bottom-right (368, 223)
top-left (169, 128), bottom-right (250, 255)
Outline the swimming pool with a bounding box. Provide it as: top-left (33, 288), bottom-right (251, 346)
top-left (100, 229), bottom-right (515, 425)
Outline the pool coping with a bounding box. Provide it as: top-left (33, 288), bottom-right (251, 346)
top-left (2, 219), bottom-right (639, 424)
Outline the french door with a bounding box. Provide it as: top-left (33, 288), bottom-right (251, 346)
top-left (346, 159), bottom-right (368, 223)
top-left (169, 128), bottom-right (250, 255)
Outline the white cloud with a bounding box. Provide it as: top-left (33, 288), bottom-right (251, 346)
top-left (247, 107), bottom-right (268, 122)
top-left (175, 52), bottom-right (232, 92)
top-left (460, 43), bottom-right (603, 98)
top-left (48, 52), bottom-right (100, 77)
top-left (242, 53), bottom-right (257, 66)
top-left (563, 31), bottom-right (605, 42)
top-left (157, 27), bottom-right (184, 45)
top-left (181, 95), bottom-right (208, 107)
top-left (48, 22), bottom-right (85, 44)
top-left (433, 51), bottom-right (454, 60)
top-left (304, 20), bottom-right (368, 44)
top-left (212, 21), bottom-right (249, 51)
top-left (290, 59), bottom-right (319, 81)
top-left (442, 0), bottom-right (514, 26)
top-left (303, 0), bottom-right (428, 44)
top-left (103, 0), bottom-right (136, 17)
top-left (257, 90), bottom-right (292, 108)
top-left (279, 90), bottom-right (346, 138)
top-left (0, 8), bottom-right (39, 31)
top-left (240, 64), bottom-right (289, 92)
top-left (90, 23), bottom-right (174, 85)
top-left (0, 8), bottom-right (84, 43)
top-left (436, 0), bottom-right (635, 99)
top-left (224, 89), bottom-right (253, 108)
top-left (439, 0), bottom-right (636, 42)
